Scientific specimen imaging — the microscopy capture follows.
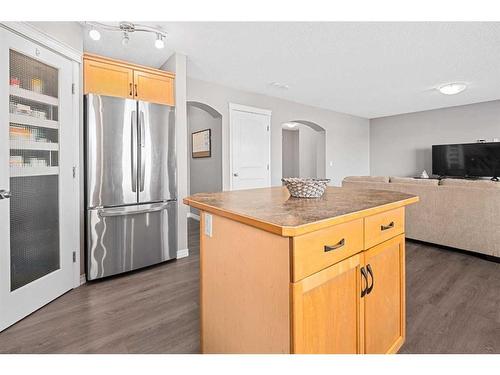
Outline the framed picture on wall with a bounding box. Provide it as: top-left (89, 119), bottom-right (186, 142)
top-left (192, 129), bottom-right (211, 158)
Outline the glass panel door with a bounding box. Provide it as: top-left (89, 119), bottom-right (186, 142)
top-left (8, 50), bottom-right (60, 291)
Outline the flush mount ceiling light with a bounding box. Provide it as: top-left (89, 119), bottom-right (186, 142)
top-left (269, 81), bottom-right (290, 90)
top-left (438, 82), bottom-right (467, 95)
top-left (88, 28), bottom-right (101, 41)
top-left (85, 21), bottom-right (167, 50)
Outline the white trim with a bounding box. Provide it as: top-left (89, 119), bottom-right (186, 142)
top-left (229, 102), bottom-right (272, 116)
top-left (72, 60), bottom-right (81, 289)
top-left (79, 274), bottom-right (86, 286)
top-left (187, 212), bottom-right (200, 221)
top-left (0, 22), bottom-right (82, 63)
top-left (177, 248), bottom-right (189, 259)
top-left (228, 103), bottom-right (272, 190)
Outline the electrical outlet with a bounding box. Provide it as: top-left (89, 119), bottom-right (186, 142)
top-left (204, 213), bottom-right (213, 237)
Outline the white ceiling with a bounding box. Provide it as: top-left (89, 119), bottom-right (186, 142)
top-left (83, 22), bottom-right (500, 119)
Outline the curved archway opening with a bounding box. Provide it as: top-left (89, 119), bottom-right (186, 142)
top-left (281, 120), bottom-right (326, 179)
top-left (187, 101), bottom-right (223, 215)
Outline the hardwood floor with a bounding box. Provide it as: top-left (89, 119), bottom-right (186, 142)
top-left (0, 218), bottom-right (498, 353)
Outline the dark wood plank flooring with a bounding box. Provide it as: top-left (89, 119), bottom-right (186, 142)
top-left (0, 218), bottom-right (498, 353)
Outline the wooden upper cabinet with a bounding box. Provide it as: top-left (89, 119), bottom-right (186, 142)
top-left (133, 70), bottom-right (174, 105)
top-left (292, 253), bottom-right (364, 354)
top-left (84, 58), bottom-right (134, 98)
top-left (363, 234), bottom-right (405, 354)
top-left (83, 53), bottom-right (175, 106)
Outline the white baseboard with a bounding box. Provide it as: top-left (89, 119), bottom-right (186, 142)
top-left (187, 212), bottom-right (200, 221)
top-left (177, 248), bottom-right (189, 259)
top-left (79, 274), bottom-right (87, 286)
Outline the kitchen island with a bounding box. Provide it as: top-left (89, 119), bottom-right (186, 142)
top-left (183, 186), bottom-right (419, 354)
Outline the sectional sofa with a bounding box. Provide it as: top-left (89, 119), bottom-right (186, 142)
top-left (342, 176), bottom-right (500, 259)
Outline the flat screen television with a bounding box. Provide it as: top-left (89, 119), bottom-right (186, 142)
top-left (432, 142), bottom-right (500, 178)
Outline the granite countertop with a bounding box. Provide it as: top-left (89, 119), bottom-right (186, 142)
top-left (183, 186), bottom-right (419, 236)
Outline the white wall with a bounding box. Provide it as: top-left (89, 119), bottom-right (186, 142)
top-left (187, 78), bottom-right (370, 187)
top-left (187, 104), bottom-right (223, 213)
top-left (370, 100), bottom-right (500, 177)
top-left (27, 22), bottom-right (83, 52)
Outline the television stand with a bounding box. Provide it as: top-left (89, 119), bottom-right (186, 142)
top-left (492, 177), bottom-right (499, 182)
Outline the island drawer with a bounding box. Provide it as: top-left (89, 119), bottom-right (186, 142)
top-left (364, 207), bottom-right (404, 249)
top-left (291, 219), bottom-right (364, 282)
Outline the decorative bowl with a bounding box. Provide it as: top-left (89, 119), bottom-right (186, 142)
top-left (281, 177), bottom-right (331, 198)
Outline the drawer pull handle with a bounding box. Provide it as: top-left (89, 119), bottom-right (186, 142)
top-left (324, 238), bottom-right (345, 252)
top-left (380, 221), bottom-right (395, 231)
top-left (366, 264), bottom-right (374, 295)
top-left (360, 267), bottom-right (368, 297)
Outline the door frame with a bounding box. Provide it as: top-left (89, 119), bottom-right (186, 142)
top-left (228, 103), bottom-right (272, 191)
top-left (0, 23), bottom-right (82, 289)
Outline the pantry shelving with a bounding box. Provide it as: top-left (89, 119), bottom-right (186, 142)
top-left (10, 85), bottom-right (58, 106)
top-left (9, 140), bottom-right (59, 151)
top-left (10, 166), bottom-right (59, 177)
top-left (10, 113), bottom-right (58, 129)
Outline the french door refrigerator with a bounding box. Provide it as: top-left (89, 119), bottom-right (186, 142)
top-left (85, 94), bottom-right (177, 280)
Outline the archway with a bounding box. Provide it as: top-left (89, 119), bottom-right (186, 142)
top-left (281, 120), bottom-right (326, 179)
top-left (187, 101), bottom-right (223, 216)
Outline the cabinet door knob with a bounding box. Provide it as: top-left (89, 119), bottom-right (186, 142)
top-left (233, 173), bottom-right (239, 177)
top-left (134, 84), bottom-right (138, 97)
top-left (360, 267), bottom-right (368, 297)
top-left (129, 83), bottom-right (133, 96)
top-left (366, 264), bottom-right (374, 295)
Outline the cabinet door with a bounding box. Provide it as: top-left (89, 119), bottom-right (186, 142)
top-left (84, 58), bottom-right (133, 98)
top-left (292, 253), bottom-right (364, 354)
top-left (133, 70), bottom-right (174, 105)
top-left (364, 234), bottom-right (405, 354)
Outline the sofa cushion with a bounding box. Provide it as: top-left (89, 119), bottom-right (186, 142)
top-left (343, 176), bottom-right (389, 183)
top-left (439, 178), bottom-right (500, 189)
top-left (390, 176), bottom-right (439, 186)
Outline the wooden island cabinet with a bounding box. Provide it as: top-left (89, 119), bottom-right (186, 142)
top-left (184, 187), bottom-right (418, 354)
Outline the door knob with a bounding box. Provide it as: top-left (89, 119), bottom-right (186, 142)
top-left (0, 190), bottom-right (11, 199)
top-left (233, 173), bottom-right (239, 177)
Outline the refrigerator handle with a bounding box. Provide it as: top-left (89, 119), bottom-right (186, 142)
top-left (139, 110), bottom-right (146, 192)
top-left (131, 110), bottom-right (138, 192)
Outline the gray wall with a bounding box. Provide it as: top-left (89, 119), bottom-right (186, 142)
top-left (282, 129), bottom-right (299, 177)
top-left (370, 100), bottom-right (500, 177)
top-left (298, 124), bottom-right (318, 178)
top-left (188, 103), bottom-right (223, 214)
top-left (187, 78), bottom-right (370, 187)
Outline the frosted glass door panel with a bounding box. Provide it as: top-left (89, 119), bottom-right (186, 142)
top-left (9, 50), bottom-right (60, 291)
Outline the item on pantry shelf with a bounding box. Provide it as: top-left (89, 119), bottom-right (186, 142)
top-left (31, 78), bottom-right (43, 93)
top-left (281, 177), bottom-right (331, 198)
top-left (14, 103), bottom-right (32, 116)
top-left (420, 170), bottom-right (429, 179)
top-left (32, 110), bottom-right (47, 119)
top-left (28, 157), bottom-right (47, 167)
top-left (9, 156), bottom-right (23, 166)
top-left (9, 126), bottom-right (31, 140)
top-left (10, 77), bottom-right (20, 87)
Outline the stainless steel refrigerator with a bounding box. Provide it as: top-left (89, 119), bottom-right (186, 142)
top-left (85, 94), bottom-right (177, 280)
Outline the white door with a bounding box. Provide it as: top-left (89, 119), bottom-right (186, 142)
top-left (229, 103), bottom-right (271, 190)
top-left (0, 29), bottom-right (75, 331)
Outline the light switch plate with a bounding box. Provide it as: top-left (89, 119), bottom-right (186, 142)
top-left (204, 213), bottom-right (212, 237)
